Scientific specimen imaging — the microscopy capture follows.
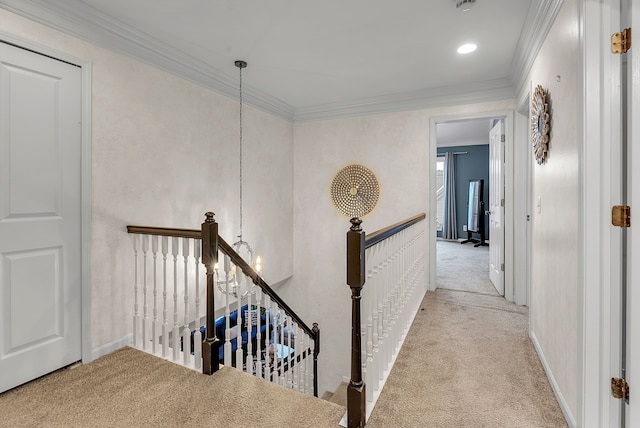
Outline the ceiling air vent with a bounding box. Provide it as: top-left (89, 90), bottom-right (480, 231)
top-left (456, 0), bottom-right (476, 11)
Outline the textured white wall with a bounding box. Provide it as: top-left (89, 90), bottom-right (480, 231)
top-left (2, 6), bottom-right (579, 409)
top-left (0, 9), bottom-right (294, 351)
top-left (523, 0), bottom-right (579, 420)
top-left (289, 100), bottom-right (515, 396)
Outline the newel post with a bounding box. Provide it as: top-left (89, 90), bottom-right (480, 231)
top-left (347, 217), bottom-right (366, 427)
top-left (201, 212), bottom-right (220, 375)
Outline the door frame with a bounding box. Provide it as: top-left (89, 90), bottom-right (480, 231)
top-left (488, 119), bottom-right (505, 296)
top-left (429, 110), bottom-right (514, 299)
top-left (514, 93), bottom-right (531, 307)
top-left (0, 32), bottom-right (93, 364)
top-left (578, 0), bottom-right (626, 425)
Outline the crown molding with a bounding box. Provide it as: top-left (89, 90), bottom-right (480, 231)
top-left (293, 78), bottom-right (515, 122)
top-left (0, 0), bottom-right (295, 121)
top-left (509, 0), bottom-right (565, 97)
top-left (0, 0), bottom-right (560, 123)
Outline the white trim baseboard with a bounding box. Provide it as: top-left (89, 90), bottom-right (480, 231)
top-left (530, 329), bottom-right (576, 427)
top-left (92, 335), bottom-right (133, 361)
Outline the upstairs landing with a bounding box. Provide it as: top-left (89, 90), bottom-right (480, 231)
top-left (0, 346), bottom-right (344, 427)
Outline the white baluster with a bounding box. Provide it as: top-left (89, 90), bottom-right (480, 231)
top-left (284, 318), bottom-right (292, 388)
top-left (132, 234), bottom-right (140, 349)
top-left (142, 234), bottom-right (149, 350)
top-left (270, 299), bottom-right (280, 385)
top-left (151, 235), bottom-right (160, 354)
top-left (366, 305), bottom-right (374, 400)
top-left (392, 236), bottom-right (400, 360)
top-left (161, 236), bottom-right (169, 358)
top-left (235, 264), bottom-right (244, 371)
top-left (297, 322), bottom-right (304, 391)
top-left (255, 288), bottom-right (263, 379)
top-left (303, 334), bottom-right (310, 394)
top-left (382, 240), bottom-right (392, 374)
top-left (279, 307), bottom-right (286, 386)
top-left (193, 239), bottom-right (202, 370)
top-left (245, 279), bottom-right (253, 375)
top-left (223, 255), bottom-right (232, 367)
top-left (389, 237), bottom-right (397, 365)
top-left (371, 245), bottom-right (381, 393)
top-left (376, 291), bottom-right (384, 385)
top-left (182, 238), bottom-right (191, 367)
top-left (364, 247), bottom-right (374, 402)
top-left (402, 234), bottom-right (413, 337)
top-left (391, 236), bottom-right (400, 354)
top-left (263, 294), bottom-right (272, 381)
top-left (172, 237), bottom-right (180, 361)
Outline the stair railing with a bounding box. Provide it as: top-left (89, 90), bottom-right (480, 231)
top-left (345, 213), bottom-right (427, 427)
top-left (127, 212), bottom-right (321, 397)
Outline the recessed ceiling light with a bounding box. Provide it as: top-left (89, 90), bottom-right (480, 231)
top-left (457, 43), bottom-right (477, 54)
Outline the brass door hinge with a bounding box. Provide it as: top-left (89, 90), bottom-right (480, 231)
top-left (612, 377), bottom-right (630, 400)
top-left (612, 205), bottom-right (631, 227)
top-left (612, 28), bottom-right (631, 54)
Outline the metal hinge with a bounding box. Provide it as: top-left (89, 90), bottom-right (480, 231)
top-left (611, 377), bottom-right (630, 400)
top-left (501, 198), bottom-right (505, 207)
top-left (501, 263), bottom-right (505, 272)
top-left (501, 134), bottom-right (505, 143)
top-left (612, 205), bottom-right (631, 228)
top-left (612, 28), bottom-right (631, 54)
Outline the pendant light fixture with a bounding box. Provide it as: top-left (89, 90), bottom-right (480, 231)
top-left (216, 60), bottom-right (262, 298)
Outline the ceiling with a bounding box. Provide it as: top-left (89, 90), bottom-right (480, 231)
top-left (436, 119), bottom-right (494, 147)
top-left (74, 0), bottom-right (531, 108)
top-left (0, 0), bottom-right (561, 121)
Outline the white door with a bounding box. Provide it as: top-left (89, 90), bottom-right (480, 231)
top-left (488, 120), bottom-right (504, 295)
top-left (0, 42), bottom-right (82, 392)
top-left (626, 0), bottom-right (638, 424)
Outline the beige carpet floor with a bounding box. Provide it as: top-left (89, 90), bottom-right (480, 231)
top-left (0, 347), bottom-right (344, 428)
top-left (366, 289), bottom-right (567, 427)
top-left (0, 273), bottom-right (566, 427)
top-left (437, 239), bottom-right (498, 296)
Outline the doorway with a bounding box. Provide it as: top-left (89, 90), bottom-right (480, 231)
top-left (435, 118), bottom-right (495, 295)
top-left (0, 39), bottom-right (90, 392)
top-left (429, 111), bottom-right (522, 305)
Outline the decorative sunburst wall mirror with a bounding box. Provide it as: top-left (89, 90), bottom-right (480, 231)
top-left (330, 164), bottom-right (380, 219)
top-left (531, 85), bottom-right (551, 165)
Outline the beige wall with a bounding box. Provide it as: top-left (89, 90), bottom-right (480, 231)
top-left (0, 9), bottom-right (294, 352)
top-left (290, 99), bottom-right (515, 395)
top-left (0, 4), bottom-right (583, 415)
top-left (523, 0), bottom-right (579, 421)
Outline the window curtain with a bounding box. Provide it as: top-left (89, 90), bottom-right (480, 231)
top-left (442, 152), bottom-right (457, 240)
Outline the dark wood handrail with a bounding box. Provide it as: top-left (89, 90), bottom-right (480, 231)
top-left (127, 225), bottom-right (317, 339)
top-left (346, 212), bottom-right (426, 425)
top-left (127, 225), bottom-right (200, 239)
top-left (364, 213), bottom-right (426, 249)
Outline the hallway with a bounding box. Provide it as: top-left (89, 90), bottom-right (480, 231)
top-left (436, 239), bottom-right (498, 296)
top-left (0, 239), bottom-right (568, 427)
top-left (366, 240), bottom-right (566, 426)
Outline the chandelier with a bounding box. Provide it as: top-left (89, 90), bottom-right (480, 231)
top-left (216, 60), bottom-right (262, 298)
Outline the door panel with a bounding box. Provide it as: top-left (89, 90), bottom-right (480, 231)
top-left (626, 0), bottom-right (638, 424)
top-left (489, 120), bottom-right (504, 295)
top-left (0, 42), bottom-right (82, 393)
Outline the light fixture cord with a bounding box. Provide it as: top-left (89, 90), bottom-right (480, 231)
top-left (238, 64), bottom-right (243, 241)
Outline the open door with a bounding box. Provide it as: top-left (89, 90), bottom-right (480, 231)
top-left (624, 0), bottom-right (638, 424)
top-left (488, 120), bottom-right (504, 295)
